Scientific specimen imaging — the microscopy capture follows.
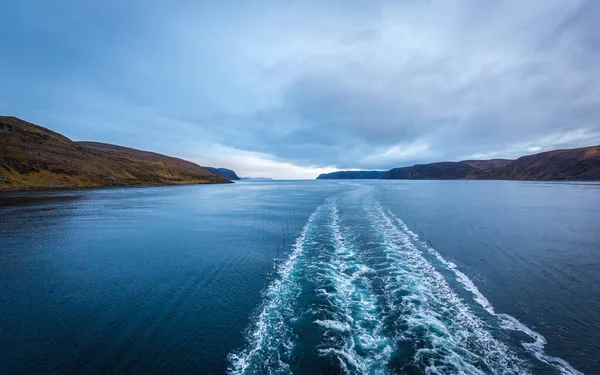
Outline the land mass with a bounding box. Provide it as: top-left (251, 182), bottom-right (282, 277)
top-left (0, 116), bottom-right (232, 190)
top-left (317, 170), bottom-right (387, 179)
top-left (203, 167), bottom-right (240, 181)
top-left (382, 146), bottom-right (600, 180)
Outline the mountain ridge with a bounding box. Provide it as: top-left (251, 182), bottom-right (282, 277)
top-left (0, 116), bottom-right (231, 190)
top-left (382, 146), bottom-right (600, 180)
top-left (203, 167), bottom-right (240, 181)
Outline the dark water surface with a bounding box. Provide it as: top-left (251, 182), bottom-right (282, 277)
top-left (0, 181), bottom-right (598, 374)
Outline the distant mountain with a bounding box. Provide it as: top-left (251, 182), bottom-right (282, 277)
top-left (382, 146), bottom-right (600, 180)
top-left (0, 116), bottom-right (231, 190)
top-left (382, 160), bottom-right (512, 180)
top-left (382, 162), bottom-right (481, 180)
top-left (461, 159), bottom-right (514, 171)
top-left (204, 167), bottom-right (240, 180)
top-left (317, 170), bottom-right (387, 179)
top-left (480, 146), bottom-right (600, 180)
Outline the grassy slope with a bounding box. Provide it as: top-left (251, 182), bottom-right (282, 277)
top-left (382, 147), bottom-right (600, 180)
top-left (381, 161), bottom-right (507, 180)
top-left (0, 116), bottom-right (231, 190)
top-left (481, 146), bottom-right (600, 180)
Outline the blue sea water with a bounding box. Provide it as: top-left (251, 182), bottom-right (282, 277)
top-left (0, 180), bottom-right (598, 375)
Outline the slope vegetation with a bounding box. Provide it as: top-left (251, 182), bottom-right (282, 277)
top-left (382, 147), bottom-right (600, 180)
top-left (0, 116), bottom-right (230, 190)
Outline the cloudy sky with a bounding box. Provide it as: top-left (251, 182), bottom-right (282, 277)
top-left (1, 1), bottom-right (599, 178)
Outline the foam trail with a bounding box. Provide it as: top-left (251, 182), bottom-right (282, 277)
top-left (386, 209), bottom-right (584, 375)
top-left (365, 201), bottom-right (530, 375)
top-left (313, 200), bottom-right (393, 374)
top-left (227, 201), bottom-right (328, 375)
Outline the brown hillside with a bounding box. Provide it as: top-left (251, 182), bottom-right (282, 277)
top-left (382, 146), bottom-right (600, 180)
top-left (461, 159), bottom-right (513, 171)
top-left (0, 116), bottom-right (231, 190)
top-left (481, 146), bottom-right (600, 180)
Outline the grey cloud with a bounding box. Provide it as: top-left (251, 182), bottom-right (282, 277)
top-left (196, 0), bottom-right (600, 169)
top-left (2, 0), bottom-right (600, 174)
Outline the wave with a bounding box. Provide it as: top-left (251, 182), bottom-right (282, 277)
top-left (385, 208), bottom-right (583, 375)
top-left (227, 200), bottom-right (329, 375)
top-left (312, 200), bottom-right (393, 374)
top-left (228, 190), bottom-right (582, 375)
top-left (228, 197), bottom-right (395, 374)
top-left (364, 201), bottom-right (530, 375)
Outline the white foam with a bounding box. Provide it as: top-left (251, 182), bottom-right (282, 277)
top-left (228, 192), bottom-right (583, 375)
top-left (312, 200), bottom-right (393, 375)
top-left (317, 348), bottom-right (362, 373)
top-left (498, 313), bottom-right (584, 375)
top-left (365, 201), bottom-right (530, 374)
top-left (314, 319), bottom-right (352, 333)
top-left (227, 201), bottom-right (329, 375)
top-left (386, 209), bottom-right (584, 375)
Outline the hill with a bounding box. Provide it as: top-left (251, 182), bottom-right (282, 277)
top-left (382, 147), bottom-right (600, 180)
top-left (381, 160), bottom-right (511, 180)
top-left (480, 146), bottom-right (600, 180)
top-left (0, 116), bottom-right (231, 190)
top-left (317, 170), bottom-right (387, 179)
top-left (204, 167), bottom-right (240, 180)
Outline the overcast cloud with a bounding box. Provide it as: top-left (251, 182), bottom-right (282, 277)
top-left (1, 0), bottom-right (599, 178)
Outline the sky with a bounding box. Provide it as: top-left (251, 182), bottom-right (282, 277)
top-left (1, 1), bottom-right (599, 179)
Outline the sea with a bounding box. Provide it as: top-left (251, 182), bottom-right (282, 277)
top-left (0, 180), bottom-right (598, 375)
